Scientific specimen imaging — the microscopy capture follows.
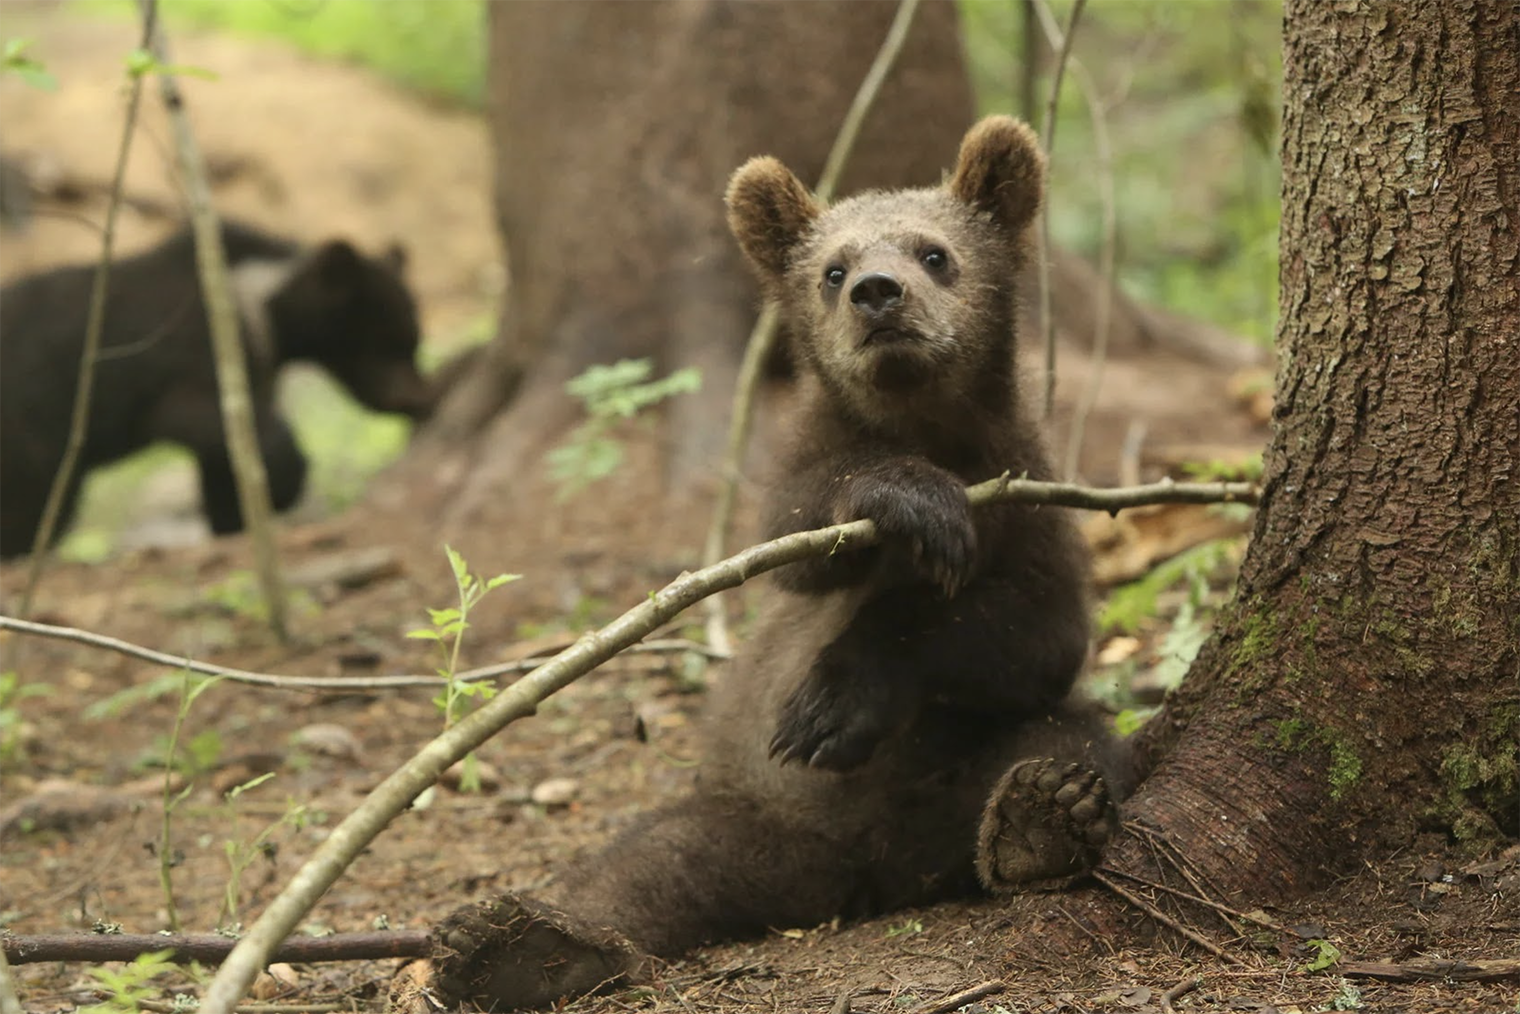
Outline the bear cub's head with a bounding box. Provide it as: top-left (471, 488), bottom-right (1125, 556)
top-left (726, 115), bottom-right (1045, 427)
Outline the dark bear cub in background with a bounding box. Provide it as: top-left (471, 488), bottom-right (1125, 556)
top-left (409, 116), bottom-right (1133, 1011)
top-left (0, 221), bottom-right (432, 559)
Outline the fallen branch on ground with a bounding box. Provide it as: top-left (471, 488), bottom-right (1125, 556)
top-left (1337, 958), bottom-right (1520, 983)
top-left (2, 931), bottom-right (430, 967)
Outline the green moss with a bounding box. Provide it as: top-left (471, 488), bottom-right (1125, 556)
top-left (1271, 717), bottom-right (1363, 801)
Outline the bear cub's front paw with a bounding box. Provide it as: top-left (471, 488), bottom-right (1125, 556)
top-left (842, 463), bottom-right (976, 596)
top-left (769, 658), bottom-right (910, 771)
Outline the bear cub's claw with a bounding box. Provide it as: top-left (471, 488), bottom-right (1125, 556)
top-left (768, 654), bottom-right (911, 771)
top-left (975, 758), bottom-right (1117, 893)
top-left (843, 464), bottom-right (977, 597)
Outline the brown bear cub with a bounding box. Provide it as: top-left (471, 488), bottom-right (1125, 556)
top-left (414, 116), bottom-right (1131, 1011)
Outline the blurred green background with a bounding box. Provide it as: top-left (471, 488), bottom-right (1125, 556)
top-left (47, 0), bottom-right (1281, 560)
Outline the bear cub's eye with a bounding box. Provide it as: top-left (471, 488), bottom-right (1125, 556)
top-left (920, 247), bottom-right (949, 270)
top-left (824, 265), bottom-right (847, 288)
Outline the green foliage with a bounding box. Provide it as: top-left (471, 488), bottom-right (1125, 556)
top-left (409, 546), bottom-right (519, 790)
top-left (548, 359), bottom-right (702, 500)
top-left (2, 37), bottom-right (57, 90)
top-left (123, 47), bottom-right (216, 81)
top-left (1302, 937), bottom-right (1342, 973)
top-left (958, 0), bottom-right (1283, 344)
top-left (219, 773), bottom-right (307, 930)
top-left (80, 949), bottom-right (182, 1014)
top-left (0, 671), bottom-right (49, 773)
top-left (1100, 539), bottom-right (1234, 635)
top-left (131, 0), bottom-right (486, 106)
top-left (884, 917), bottom-right (923, 938)
top-left (84, 671), bottom-right (185, 721)
top-left (1329, 981), bottom-right (1364, 1010)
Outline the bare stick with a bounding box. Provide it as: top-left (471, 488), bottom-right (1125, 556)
top-left (197, 472), bottom-right (1256, 1014)
top-left (1035, 0), bottom-right (1087, 421)
top-left (911, 980), bottom-right (1005, 1014)
top-left (1337, 958), bottom-right (1520, 983)
top-left (139, 0), bottom-right (290, 642)
top-left (0, 615), bottom-right (725, 691)
top-left (1093, 871), bottom-right (1241, 964)
top-left (1160, 976), bottom-right (1201, 1014)
top-left (699, 0), bottom-right (923, 654)
top-left (3, 930), bottom-right (429, 967)
top-left (16, 6), bottom-right (156, 622)
top-left (1045, 49), bottom-right (1118, 478)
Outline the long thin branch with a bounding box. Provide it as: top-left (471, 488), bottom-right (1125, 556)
top-left (699, 0), bottom-right (923, 655)
top-left (0, 477), bottom-right (1253, 692)
top-left (16, 6), bottom-right (156, 622)
top-left (197, 473), bottom-right (1255, 1014)
top-left (140, 0), bottom-right (290, 642)
top-left (1036, 0), bottom-right (1087, 421)
top-left (0, 617), bottom-right (724, 691)
top-left (2, 930), bottom-right (429, 967)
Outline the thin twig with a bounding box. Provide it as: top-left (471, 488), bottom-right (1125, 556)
top-left (0, 615), bottom-right (724, 691)
top-left (17, 4), bottom-right (156, 623)
top-left (1104, 866), bottom-right (1276, 934)
top-left (198, 473), bottom-right (1253, 1013)
top-left (140, 1005), bottom-right (343, 1014)
top-left (1037, 29), bottom-right (1118, 478)
top-left (700, 0), bottom-right (923, 655)
top-left (911, 980), bottom-right (1005, 1014)
top-left (3, 930), bottom-right (429, 967)
top-left (1093, 871), bottom-right (1241, 964)
top-left (140, 0), bottom-right (290, 641)
top-left (1035, 0), bottom-right (1087, 421)
top-left (1160, 976), bottom-right (1201, 1014)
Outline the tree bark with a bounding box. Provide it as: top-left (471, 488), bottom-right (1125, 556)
top-left (1114, 0), bottom-right (1518, 910)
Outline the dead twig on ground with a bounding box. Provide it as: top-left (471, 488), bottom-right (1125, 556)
top-left (911, 980), bottom-right (1005, 1014)
top-left (2, 930), bottom-right (430, 966)
top-left (1337, 958), bottom-right (1520, 983)
top-left (1093, 871), bottom-right (1241, 965)
top-left (700, 0), bottom-right (922, 654)
top-left (1160, 975), bottom-right (1201, 1013)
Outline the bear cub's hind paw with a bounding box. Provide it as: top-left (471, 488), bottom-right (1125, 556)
top-left (975, 758), bottom-right (1117, 893)
top-left (423, 893), bottom-right (641, 1011)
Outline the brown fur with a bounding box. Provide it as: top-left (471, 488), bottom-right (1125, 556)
top-left (426, 118), bottom-right (1131, 1011)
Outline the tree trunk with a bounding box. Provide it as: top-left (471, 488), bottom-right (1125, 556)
top-left (1113, 0), bottom-right (1518, 907)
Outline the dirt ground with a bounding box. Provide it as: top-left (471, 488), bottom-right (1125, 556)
top-left (2, 9), bottom-right (1516, 1014)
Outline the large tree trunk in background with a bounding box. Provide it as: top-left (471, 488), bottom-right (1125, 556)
top-left (1108, 0), bottom-right (1517, 907)
top-left (394, 0), bottom-right (1267, 541)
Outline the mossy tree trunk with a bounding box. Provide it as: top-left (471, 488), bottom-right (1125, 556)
top-left (1112, 0), bottom-right (1517, 905)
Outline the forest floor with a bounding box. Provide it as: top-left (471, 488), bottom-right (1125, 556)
top-left (2, 9), bottom-right (1517, 1014)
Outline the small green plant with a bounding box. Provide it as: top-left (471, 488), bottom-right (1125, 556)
top-left (219, 773), bottom-right (307, 930)
top-left (2, 38), bottom-right (57, 90)
top-left (1329, 980), bottom-right (1364, 1010)
top-left (409, 546), bottom-right (520, 791)
top-left (884, 917), bottom-right (923, 938)
top-left (1303, 937), bottom-right (1342, 973)
top-left (79, 948), bottom-right (180, 1013)
top-left (157, 672), bottom-right (224, 933)
top-left (0, 671), bottom-right (50, 772)
top-left (547, 358), bottom-right (701, 499)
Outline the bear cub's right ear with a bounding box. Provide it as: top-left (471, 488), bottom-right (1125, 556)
top-left (726, 156), bottom-right (823, 286)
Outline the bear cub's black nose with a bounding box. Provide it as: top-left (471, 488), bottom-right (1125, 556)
top-left (850, 272), bottom-right (904, 313)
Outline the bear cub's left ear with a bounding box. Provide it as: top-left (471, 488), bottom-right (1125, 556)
top-left (948, 115), bottom-right (1046, 235)
top-left (726, 156), bottom-right (823, 286)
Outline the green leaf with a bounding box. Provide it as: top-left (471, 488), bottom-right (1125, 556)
top-left (406, 628), bottom-right (442, 641)
top-left (485, 573), bottom-right (521, 591)
top-left (224, 771), bottom-right (276, 801)
top-left (445, 545), bottom-right (468, 583)
top-left (427, 607), bottom-right (462, 626)
top-left (1304, 938), bottom-right (1342, 972)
